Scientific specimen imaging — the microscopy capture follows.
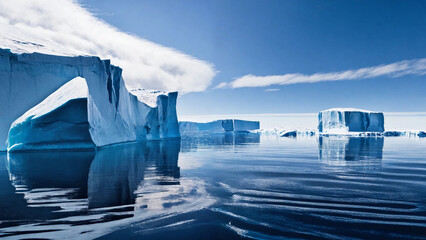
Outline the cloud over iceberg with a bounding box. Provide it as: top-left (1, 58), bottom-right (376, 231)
top-left (219, 58), bottom-right (426, 89)
top-left (0, 0), bottom-right (216, 92)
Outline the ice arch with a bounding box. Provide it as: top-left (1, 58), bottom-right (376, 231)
top-left (0, 49), bottom-right (180, 152)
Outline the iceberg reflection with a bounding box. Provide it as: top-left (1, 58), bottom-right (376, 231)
top-left (88, 140), bottom-right (180, 209)
top-left (318, 136), bottom-right (384, 171)
top-left (7, 151), bottom-right (94, 212)
top-left (2, 139), bottom-right (213, 239)
top-left (180, 132), bottom-right (260, 152)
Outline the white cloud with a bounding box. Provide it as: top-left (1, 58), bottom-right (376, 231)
top-left (224, 58), bottom-right (426, 89)
top-left (264, 88), bottom-right (280, 92)
top-left (214, 82), bottom-right (229, 89)
top-left (0, 0), bottom-right (216, 92)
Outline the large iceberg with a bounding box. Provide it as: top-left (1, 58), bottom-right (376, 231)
top-left (179, 119), bottom-right (259, 133)
top-left (318, 108), bottom-right (384, 134)
top-left (0, 49), bottom-right (180, 152)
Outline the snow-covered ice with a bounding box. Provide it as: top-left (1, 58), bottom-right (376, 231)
top-left (318, 108), bottom-right (385, 134)
top-left (250, 128), bottom-right (316, 137)
top-left (1, 49), bottom-right (180, 152)
top-left (179, 119), bottom-right (259, 133)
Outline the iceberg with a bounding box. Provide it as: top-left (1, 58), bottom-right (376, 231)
top-left (199, 119), bottom-right (234, 131)
top-left (0, 49), bottom-right (180, 152)
top-left (178, 121), bottom-right (199, 132)
top-left (280, 130), bottom-right (297, 137)
top-left (419, 131), bottom-right (426, 137)
top-left (383, 131), bottom-right (403, 137)
top-left (402, 130), bottom-right (426, 138)
top-left (179, 119), bottom-right (259, 133)
top-left (318, 108), bottom-right (384, 134)
top-left (234, 119), bottom-right (260, 132)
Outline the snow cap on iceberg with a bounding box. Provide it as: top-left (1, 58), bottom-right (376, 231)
top-left (130, 89), bottom-right (169, 108)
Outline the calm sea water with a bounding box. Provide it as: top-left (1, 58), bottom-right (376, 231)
top-left (1, 133), bottom-right (426, 239)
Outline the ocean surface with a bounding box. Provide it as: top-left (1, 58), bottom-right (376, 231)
top-left (1, 132), bottom-right (426, 239)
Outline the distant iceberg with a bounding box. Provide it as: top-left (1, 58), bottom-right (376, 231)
top-left (383, 130), bottom-right (426, 138)
top-left (0, 49), bottom-right (179, 152)
top-left (250, 128), bottom-right (316, 137)
top-left (234, 119), bottom-right (260, 132)
top-left (280, 130), bottom-right (297, 137)
top-left (383, 131), bottom-right (403, 137)
top-left (318, 108), bottom-right (384, 134)
top-left (251, 128), bottom-right (426, 138)
top-left (179, 119), bottom-right (259, 133)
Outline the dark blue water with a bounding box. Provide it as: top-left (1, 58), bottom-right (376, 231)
top-left (1, 133), bottom-right (426, 239)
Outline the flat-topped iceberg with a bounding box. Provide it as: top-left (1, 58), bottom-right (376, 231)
top-left (1, 49), bottom-right (180, 152)
top-left (318, 108), bottom-right (384, 134)
top-left (179, 119), bottom-right (259, 133)
top-left (234, 119), bottom-right (260, 132)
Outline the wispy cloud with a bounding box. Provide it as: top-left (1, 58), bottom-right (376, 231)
top-left (218, 58), bottom-right (426, 89)
top-left (0, 0), bottom-right (216, 92)
top-left (215, 82), bottom-right (229, 89)
top-left (264, 88), bottom-right (280, 92)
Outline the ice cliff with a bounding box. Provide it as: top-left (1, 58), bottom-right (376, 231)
top-left (179, 119), bottom-right (260, 133)
top-left (0, 49), bottom-right (180, 152)
top-left (318, 108), bottom-right (384, 134)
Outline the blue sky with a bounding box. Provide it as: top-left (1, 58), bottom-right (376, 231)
top-left (81, 0), bottom-right (426, 114)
